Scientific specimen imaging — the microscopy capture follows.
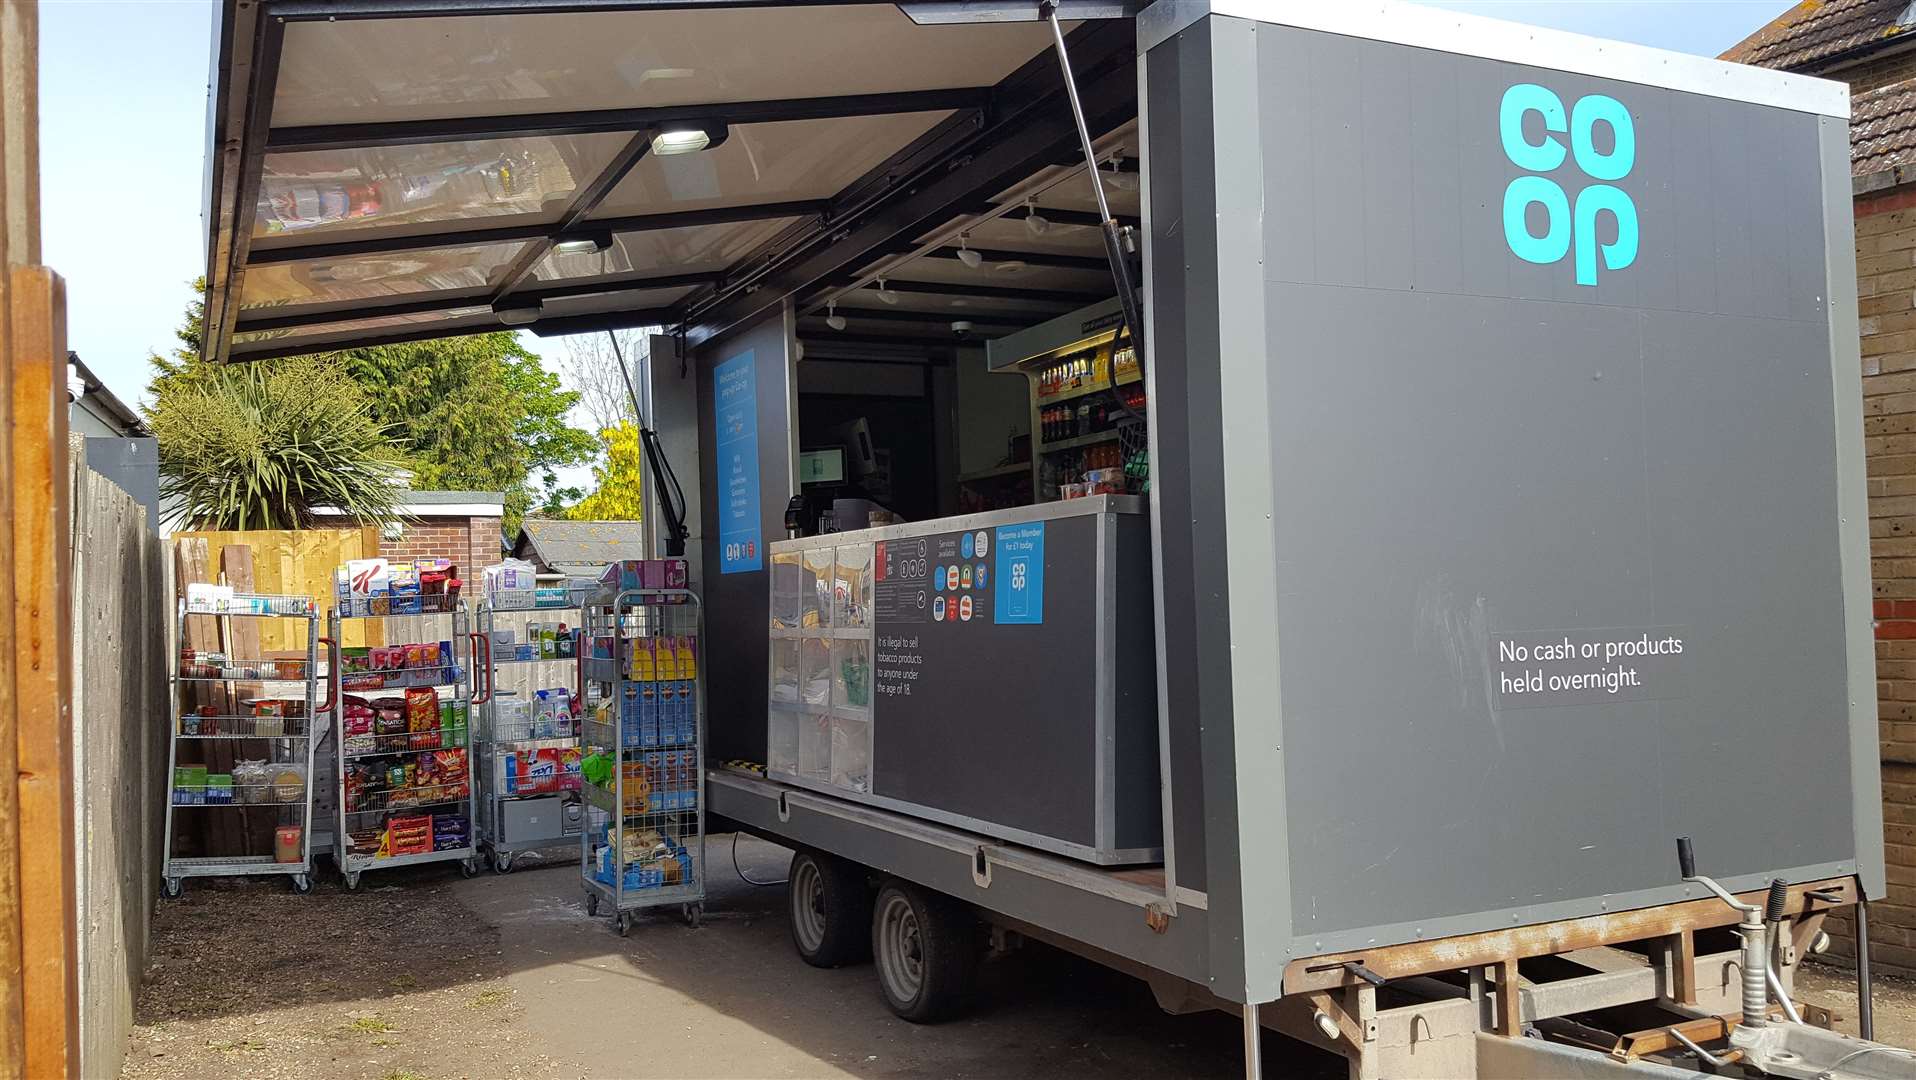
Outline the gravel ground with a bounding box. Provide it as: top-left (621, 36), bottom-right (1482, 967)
top-left (1794, 961), bottom-right (1916, 1047)
top-left (121, 867), bottom-right (550, 1080)
top-left (119, 845), bottom-right (1916, 1079)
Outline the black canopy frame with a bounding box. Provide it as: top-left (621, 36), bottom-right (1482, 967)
top-left (203, 0), bottom-right (1142, 363)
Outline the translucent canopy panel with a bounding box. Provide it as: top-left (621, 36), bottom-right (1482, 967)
top-left (273, 7), bottom-right (1065, 126)
top-left (238, 240), bottom-right (530, 310)
top-left (834, 287), bottom-right (1077, 319)
top-left (533, 218), bottom-right (805, 284)
top-left (233, 307), bottom-right (494, 347)
top-left (591, 114), bottom-right (951, 220)
top-left (254, 133), bottom-right (631, 240)
top-left (886, 257), bottom-right (1114, 295)
top-left (1030, 168), bottom-right (1143, 218)
top-left (959, 215), bottom-right (1109, 257)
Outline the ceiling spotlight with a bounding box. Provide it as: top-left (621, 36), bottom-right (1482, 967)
top-left (1023, 198), bottom-right (1051, 237)
top-left (956, 233), bottom-right (983, 269)
top-left (493, 300), bottom-right (542, 327)
top-left (826, 302), bottom-right (847, 331)
top-left (994, 260), bottom-right (1029, 274)
top-left (553, 233), bottom-right (611, 257)
top-left (874, 278), bottom-right (900, 305)
top-left (652, 122), bottom-right (729, 157)
top-left (1105, 155), bottom-right (1139, 192)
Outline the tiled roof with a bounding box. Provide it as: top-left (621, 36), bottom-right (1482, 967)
top-left (1855, 79), bottom-right (1916, 173)
top-left (1721, 0), bottom-right (1915, 72)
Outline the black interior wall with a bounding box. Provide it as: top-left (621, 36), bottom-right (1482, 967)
top-left (797, 392), bottom-right (939, 522)
top-left (696, 305), bottom-right (798, 767)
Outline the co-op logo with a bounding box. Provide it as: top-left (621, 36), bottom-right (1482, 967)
top-left (1500, 84), bottom-right (1640, 286)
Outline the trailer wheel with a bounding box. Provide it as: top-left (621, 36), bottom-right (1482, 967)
top-left (872, 881), bottom-right (978, 1022)
top-left (788, 851), bottom-right (872, 967)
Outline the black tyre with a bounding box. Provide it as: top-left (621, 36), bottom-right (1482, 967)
top-left (871, 881), bottom-right (978, 1022)
top-left (788, 851), bottom-right (872, 967)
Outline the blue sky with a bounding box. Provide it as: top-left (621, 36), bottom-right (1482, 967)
top-left (42, 0), bottom-right (1793, 415)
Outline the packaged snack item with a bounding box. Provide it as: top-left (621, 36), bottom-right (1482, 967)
top-left (274, 826), bottom-right (302, 863)
top-left (234, 759), bottom-right (269, 804)
top-left (388, 814), bottom-right (433, 856)
top-left (654, 637), bottom-right (678, 681)
top-left (180, 712), bottom-right (201, 736)
top-left (404, 687), bottom-right (439, 743)
top-left (269, 763), bottom-right (306, 804)
top-left (343, 557), bottom-right (391, 598)
top-left (629, 637), bottom-right (655, 682)
top-left (534, 586), bottom-right (568, 606)
top-left (432, 748), bottom-right (469, 786)
top-left (675, 636), bottom-right (697, 680)
top-left (483, 559), bottom-right (538, 606)
top-left (374, 699), bottom-right (408, 738)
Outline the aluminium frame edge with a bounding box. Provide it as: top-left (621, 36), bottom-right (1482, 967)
top-left (1136, 0), bottom-right (1849, 118)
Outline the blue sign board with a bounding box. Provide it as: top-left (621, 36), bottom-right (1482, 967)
top-left (993, 521), bottom-right (1044, 625)
top-left (715, 349), bottom-right (762, 574)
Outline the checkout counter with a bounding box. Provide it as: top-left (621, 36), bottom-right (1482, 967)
top-left (763, 298), bottom-right (1161, 866)
top-left (766, 495), bottom-right (1159, 865)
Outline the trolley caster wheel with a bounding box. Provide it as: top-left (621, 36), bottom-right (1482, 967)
top-left (614, 913), bottom-right (632, 937)
top-left (459, 858), bottom-right (479, 879)
top-left (872, 880), bottom-right (979, 1023)
top-left (342, 872), bottom-right (362, 892)
top-left (585, 891), bottom-right (599, 917)
top-left (682, 903), bottom-right (702, 929)
top-left (492, 851), bottom-right (515, 875)
top-left (291, 875), bottom-right (312, 895)
top-left (162, 878), bottom-right (183, 900)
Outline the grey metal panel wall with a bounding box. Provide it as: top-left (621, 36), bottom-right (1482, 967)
top-left (1142, 20), bottom-right (1254, 997)
top-left (697, 304), bottom-right (799, 765)
top-left (1204, 14), bottom-right (1867, 990)
top-left (1822, 117), bottom-right (1889, 901)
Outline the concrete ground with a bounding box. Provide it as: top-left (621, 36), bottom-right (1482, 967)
top-left (453, 835), bottom-right (1331, 1079)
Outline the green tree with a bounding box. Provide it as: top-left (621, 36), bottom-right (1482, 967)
top-left (566, 423), bottom-right (646, 521)
top-left (151, 355), bottom-right (405, 530)
top-left (333, 334), bottom-right (596, 532)
top-left (147, 280), bottom-right (598, 534)
top-left (146, 276), bottom-right (214, 401)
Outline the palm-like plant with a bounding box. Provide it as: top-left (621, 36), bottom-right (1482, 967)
top-left (151, 355), bottom-right (406, 530)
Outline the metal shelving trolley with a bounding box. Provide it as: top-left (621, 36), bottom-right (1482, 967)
top-left (473, 578), bottom-right (592, 873)
top-left (579, 571), bottom-right (705, 935)
top-left (328, 557), bottom-right (479, 889)
top-left (164, 591), bottom-right (326, 897)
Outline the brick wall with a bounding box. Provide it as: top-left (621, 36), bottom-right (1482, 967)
top-left (377, 514), bottom-right (502, 582)
top-left (1828, 187), bottom-right (1916, 971)
top-left (1831, 49), bottom-right (1916, 95)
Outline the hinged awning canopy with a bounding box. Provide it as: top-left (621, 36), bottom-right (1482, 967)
top-left (201, 0), bottom-right (1145, 364)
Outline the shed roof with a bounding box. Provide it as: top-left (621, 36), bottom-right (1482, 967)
top-left (1721, 0), bottom-right (1915, 72)
top-left (514, 518), bottom-right (646, 577)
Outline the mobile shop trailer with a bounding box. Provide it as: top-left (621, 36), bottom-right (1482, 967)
top-left (202, 1), bottom-right (1892, 1075)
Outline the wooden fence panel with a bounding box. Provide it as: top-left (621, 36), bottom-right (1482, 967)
top-left (68, 446), bottom-right (165, 1078)
top-left (171, 528), bottom-right (383, 648)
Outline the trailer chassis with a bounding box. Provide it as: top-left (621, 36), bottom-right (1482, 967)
top-left (711, 767), bottom-right (1898, 1079)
